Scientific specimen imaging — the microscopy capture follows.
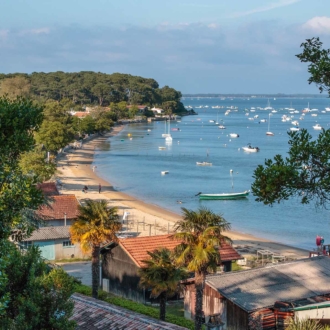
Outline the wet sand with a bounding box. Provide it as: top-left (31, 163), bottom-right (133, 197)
top-left (56, 126), bottom-right (309, 261)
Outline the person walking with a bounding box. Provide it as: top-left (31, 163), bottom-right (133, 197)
top-left (98, 183), bottom-right (102, 193)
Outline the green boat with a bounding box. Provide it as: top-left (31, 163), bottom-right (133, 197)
top-left (198, 190), bottom-right (250, 200)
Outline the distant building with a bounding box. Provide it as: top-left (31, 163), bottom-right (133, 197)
top-left (151, 107), bottom-right (164, 114)
top-left (101, 234), bottom-right (242, 303)
top-left (37, 194), bottom-right (80, 227)
top-left (37, 182), bottom-right (60, 196)
top-left (21, 226), bottom-right (84, 260)
top-left (184, 256), bottom-right (330, 329)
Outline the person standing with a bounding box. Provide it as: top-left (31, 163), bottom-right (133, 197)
top-left (98, 183), bottom-right (102, 193)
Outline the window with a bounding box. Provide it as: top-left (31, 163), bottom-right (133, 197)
top-left (63, 240), bottom-right (74, 247)
top-left (20, 241), bottom-right (32, 250)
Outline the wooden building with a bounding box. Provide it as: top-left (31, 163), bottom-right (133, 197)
top-left (184, 256), bottom-right (330, 330)
top-left (101, 234), bottom-right (242, 303)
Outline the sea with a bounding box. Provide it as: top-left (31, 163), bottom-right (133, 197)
top-left (94, 97), bottom-right (330, 251)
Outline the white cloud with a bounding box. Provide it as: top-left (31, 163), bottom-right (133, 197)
top-left (232, 0), bottom-right (301, 18)
top-left (302, 16), bottom-right (330, 35)
top-left (18, 27), bottom-right (50, 36)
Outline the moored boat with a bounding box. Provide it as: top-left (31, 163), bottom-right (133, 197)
top-left (197, 190), bottom-right (250, 200)
top-left (242, 144), bottom-right (260, 152)
top-left (229, 133), bottom-right (239, 138)
top-left (313, 124), bottom-right (322, 130)
top-left (196, 162), bottom-right (212, 166)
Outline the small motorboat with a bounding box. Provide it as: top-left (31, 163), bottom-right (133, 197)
top-left (313, 124), bottom-right (322, 130)
top-left (161, 171), bottom-right (169, 175)
top-left (242, 144), bottom-right (260, 152)
top-left (290, 127), bottom-right (300, 132)
top-left (218, 125), bottom-right (226, 129)
top-left (196, 162), bottom-right (212, 166)
top-left (171, 128), bottom-right (180, 131)
top-left (229, 133), bottom-right (239, 138)
top-left (158, 146), bottom-right (166, 150)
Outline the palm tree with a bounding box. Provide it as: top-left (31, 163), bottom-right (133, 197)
top-left (70, 199), bottom-right (121, 299)
top-left (138, 248), bottom-right (187, 321)
top-left (172, 207), bottom-right (231, 330)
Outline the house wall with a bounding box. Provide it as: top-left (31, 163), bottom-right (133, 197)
top-left (102, 245), bottom-right (145, 303)
top-left (54, 239), bottom-right (85, 259)
top-left (184, 283), bottom-right (249, 330)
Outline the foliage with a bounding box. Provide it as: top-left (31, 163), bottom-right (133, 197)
top-left (35, 101), bottom-right (75, 153)
top-left (173, 207), bottom-right (231, 330)
top-left (0, 243), bottom-right (76, 329)
top-left (70, 200), bottom-right (121, 298)
top-left (287, 317), bottom-right (325, 330)
top-left (296, 37), bottom-right (330, 96)
top-left (74, 283), bottom-right (195, 330)
top-left (70, 200), bottom-right (121, 253)
top-left (0, 76), bottom-right (31, 99)
top-left (0, 96), bottom-right (44, 240)
top-left (19, 148), bottom-right (57, 182)
top-left (252, 129), bottom-right (330, 207)
top-left (138, 248), bottom-right (188, 320)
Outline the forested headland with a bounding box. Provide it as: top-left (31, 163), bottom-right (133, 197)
top-left (0, 71), bottom-right (188, 114)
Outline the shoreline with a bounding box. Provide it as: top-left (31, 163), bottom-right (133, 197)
top-left (57, 126), bottom-right (309, 260)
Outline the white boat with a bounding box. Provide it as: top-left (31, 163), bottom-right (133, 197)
top-left (162, 120), bottom-right (171, 138)
top-left (291, 120), bottom-right (299, 126)
top-left (218, 125), bottom-right (226, 129)
top-left (242, 144), bottom-right (260, 152)
top-left (215, 111), bottom-right (219, 125)
top-left (313, 124), bottom-right (322, 130)
top-left (229, 133), bottom-right (239, 138)
top-left (266, 113), bottom-right (274, 136)
top-left (264, 99), bottom-right (273, 111)
top-left (209, 120), bottom-right (215, 123)
top-left (259, 119), bottom-right (267, 123)
top-left (196, 162), bottom-right (212, 166)
top-left (311, 114), bottom-right (318, 117)
top-left (302, 102), bottom-right (311, 113)
top-left (290, 127), bottom-right (300, 132)
top-left (271, 110), bottom-right (277, 113)
top-left (161, 171), bottom-right (169, 175)
top-left (158, 146), bottom-right (166, 150)
top-left (165, 118), bottom-right (172, 142)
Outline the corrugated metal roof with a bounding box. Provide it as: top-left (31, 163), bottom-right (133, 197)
top-left (24, 226), bottom-right (70, 241)
top-left (70, 293), bottom-right (187, 329)
top-left (206, 256), bottom-right (330, 312)
top-left (119, 234), bottom-right (242, 268)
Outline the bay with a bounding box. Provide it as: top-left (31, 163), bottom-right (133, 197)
top-left (95, 97), bottom-right (330, 250)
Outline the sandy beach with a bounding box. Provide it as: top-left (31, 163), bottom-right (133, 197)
top-left (56, 126), bottom-right (309, 262)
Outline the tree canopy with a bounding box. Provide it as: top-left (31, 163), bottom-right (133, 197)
top-left (0, 71), bottom-right (187, 113)
top-left (252, 38), bottom-right (330, 208)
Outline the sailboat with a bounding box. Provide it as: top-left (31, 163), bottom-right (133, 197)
top-left (162, 119), bottom-right (171, 138)
top-left (215, 111), bottom-right (219, 125)
top-left (266, 113), bottom-right (274, 136)
top-left (264, 99), bottom-right (273, 111)
top-left (165, 117), bottom-right (172, 142)
top-left (196, 169), bottom-right (250, 200)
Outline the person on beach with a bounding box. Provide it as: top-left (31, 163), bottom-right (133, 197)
top-left (82, 185), bottom-right (88, 193)
top-left (99, 183), bottom-right (102, 193)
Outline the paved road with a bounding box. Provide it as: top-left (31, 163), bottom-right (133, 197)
top-left (60, 262), bottom-right (92, 286)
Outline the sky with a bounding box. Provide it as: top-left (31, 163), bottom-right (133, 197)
top-left (1, 0), bottom-right (330, 94)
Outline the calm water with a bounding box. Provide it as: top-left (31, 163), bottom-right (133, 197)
top-left (94, 97), bottom-right (330, 250)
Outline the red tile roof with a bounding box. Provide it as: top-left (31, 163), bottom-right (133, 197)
top-left (71, 293), bottom-right (187, 329)
top-left (73, 112), bottom-right (89, 118)
top-left (38, 195), bottom-right (80, 220)
top-left (119, 234), bottom-right (242, 268)
top-left (37, 182), bottom-right (59, 196)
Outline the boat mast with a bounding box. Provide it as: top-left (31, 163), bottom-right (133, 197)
top-left (230, 169), bottom-right (234, 190)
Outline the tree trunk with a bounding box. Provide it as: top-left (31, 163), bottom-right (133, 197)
top-left (159, 291), bottom-right (167, 321)
top-left (194, 271), bottom-right (205, 330)
top-left (91, 245), bottom-right (100, 299)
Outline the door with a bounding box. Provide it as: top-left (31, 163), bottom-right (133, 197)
top-left (34, 240), bottom-right (55, 260)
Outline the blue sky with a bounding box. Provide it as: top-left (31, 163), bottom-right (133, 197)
top-left (1, 0), bottom-right (330, 94)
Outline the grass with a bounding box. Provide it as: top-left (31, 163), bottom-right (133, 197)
top-left (74, 283), bottom-right (195, 329)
